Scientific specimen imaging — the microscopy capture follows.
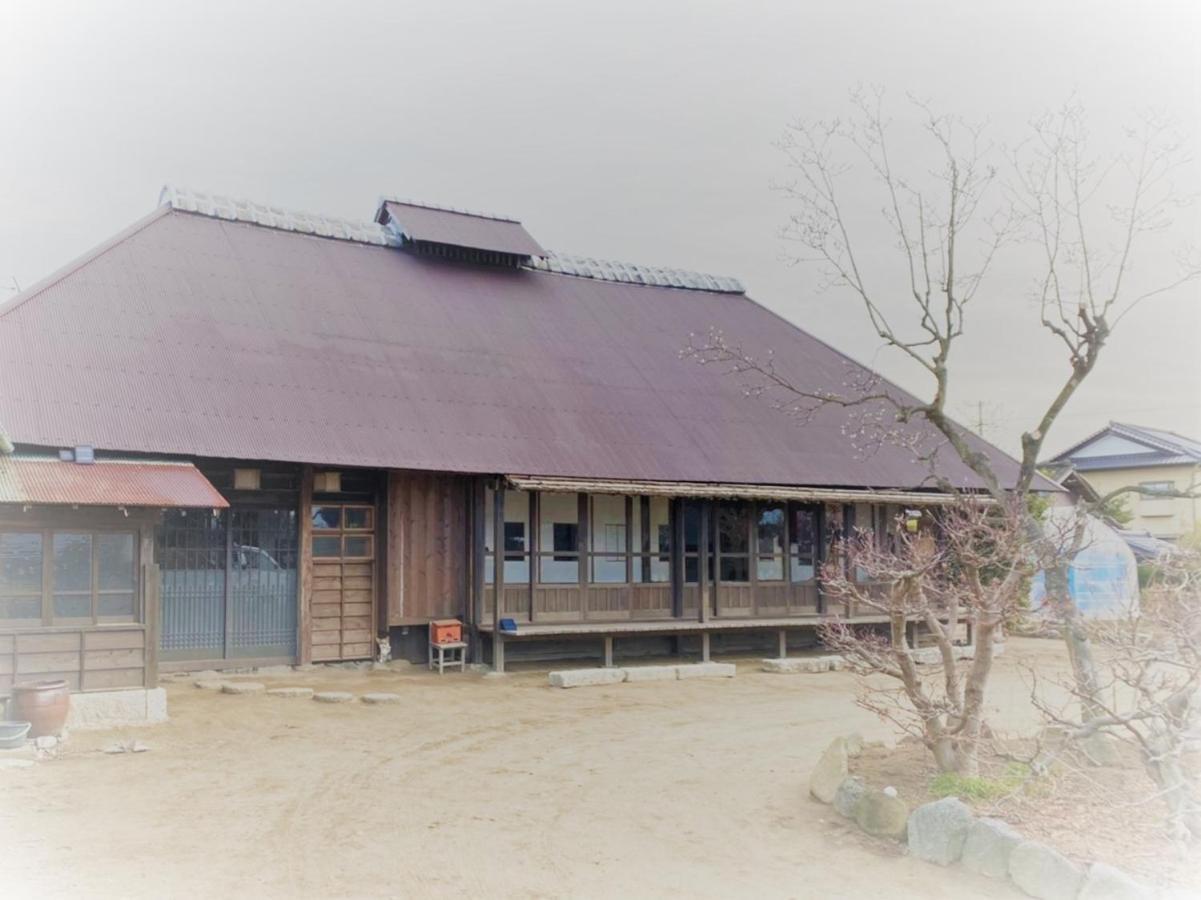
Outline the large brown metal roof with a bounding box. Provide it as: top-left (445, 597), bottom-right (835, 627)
top-left (0, 456), bottom-right (228, 508)
top-left (0, 201), bottom-right (1029, 491)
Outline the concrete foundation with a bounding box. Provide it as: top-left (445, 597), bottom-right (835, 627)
top-left (65, 688), bottom-right (168, 730)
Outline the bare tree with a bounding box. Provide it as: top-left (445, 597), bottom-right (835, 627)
top-left (820, 500), bottom-right (1034, 775)
top-left (685, 91), bottom-right (1197, 725)
top-left (1030, 548), bottom-right (1201, 840)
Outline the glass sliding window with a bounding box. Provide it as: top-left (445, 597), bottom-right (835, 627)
top-left (635, 496), bottom-right (671, 583)
top-left (538, 492), bottom-right (578, 584)
top-left (790, 505), bottom-right (819, 583)
top-left (683, 500), bottom-right (704, 584)
top-left (590, 494), bottom-right (628, 584)
top-left (53, 532), bottom-right (93, 619)
top-left (484, 489), bottom-right (530, 584)
top-left (756, 505), bottom-right (785, 581)
top-left (0, 532), bottom-right (43, 621)
top-left (97, 533), bottom-right (136, 619)
top-left (716, 502), bottom-right (750, 582)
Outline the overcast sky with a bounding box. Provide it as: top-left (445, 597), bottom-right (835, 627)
top-left (1, 0), bottom-right (1197, 457)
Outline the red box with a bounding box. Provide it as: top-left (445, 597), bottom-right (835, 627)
top-left (430, 619), bottom-right (462, 645)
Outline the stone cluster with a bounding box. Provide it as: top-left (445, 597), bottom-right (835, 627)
top-left (807, 734), bottom-right (1153, 900)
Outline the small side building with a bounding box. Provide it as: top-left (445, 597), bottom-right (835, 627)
top-left (0, 453), bottom-right (226, 725)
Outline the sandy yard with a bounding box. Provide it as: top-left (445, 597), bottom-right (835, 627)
top-left (0, 639), bottom-right (1107, 899)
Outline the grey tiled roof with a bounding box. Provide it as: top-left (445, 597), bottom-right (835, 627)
top-left (529, 251), bottom-right (744, 294)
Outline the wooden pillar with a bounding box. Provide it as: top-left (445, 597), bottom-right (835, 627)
top-left (749, 501), bottom-right (759, 617)
top-left (469, 479), bottom-right (485, 664)
top-left (777, 629), bottom-right (787, 659)
top-left (700, 631), bottom-right (711, 662)
top-left (298, 464), bottom-right (314, 665)
top-left (577, 492), bottom-right (588, 619)
top-left (603, 635), bottom-right (614, 668)
top-left (494, 632), bottom-right (506, 674)
top-left (140, 523), bottom-right (160, 687)
top-left (698, 499), bottom-right (711, 623)
top-left (529, 491), bottom-right (539, 623)
top-left (670, 498), bottom-right (684, 619)
top-left (492, 482), bottom-right (505, 635)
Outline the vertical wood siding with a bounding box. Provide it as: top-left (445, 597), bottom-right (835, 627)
top-left (386, 471), bottom-right (470, 624)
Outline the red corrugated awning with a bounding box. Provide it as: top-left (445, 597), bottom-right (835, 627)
top-left (0, 456), bottom-right (227, 508)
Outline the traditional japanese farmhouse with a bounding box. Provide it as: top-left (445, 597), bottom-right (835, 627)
top-left (0, 187), bottom-right (1028, 701)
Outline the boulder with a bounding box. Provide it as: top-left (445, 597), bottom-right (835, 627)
top-left (1008, 840), bottom-right (1085, 900)
top-left (960, 816), bottom-right (1023, 878)
top-left (1077, 863), bottom-right (1151, 900)
top-left (906, 797), bottom-right (974, 865)
top-left (809, 737), bottom-right (848, 804)
top-left (854, 789), bottom-right (909, 840)
top-left (832, 776), bottom-right (866, 819)
top-left (194, 679), bottom-right (227, 690)
top-left (844, 732), bottom-right (864, 757)
top-left (360, 693), bottom-right (401, 705)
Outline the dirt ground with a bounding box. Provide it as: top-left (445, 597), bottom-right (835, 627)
top-left (0, 638), bottom-right (1167, 899)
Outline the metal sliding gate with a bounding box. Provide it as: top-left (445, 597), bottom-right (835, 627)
top-left (157, 506), bottom-right (298, 663)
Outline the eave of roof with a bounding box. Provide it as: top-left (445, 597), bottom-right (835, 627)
top-left (0, 456), bottom-right (228, 508)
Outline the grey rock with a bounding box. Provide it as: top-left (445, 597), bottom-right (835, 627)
top-left (906, 797), bottom-right (974, 865)
top-left (101, 743), bottom-right (127, 754)
top-left (623, 666), bottom-right (678, 683)
top-left (882, 785), bottom-right (898, 797)
top-left (675, 662), bottom-right (736, 679)
top-left (34, 735), bottom-right (58, 750)
top-left (961, 817), bottom-right (1023, 878)
top-left (832, 776), bottom-right (867, 818)
top-left (312, 691), bottom-right (354, 704)
top-left (194, 679), bottom-right (227, 690)
top-left (1008, 840), bottom-right (1085, 900)
top-left (1077, 863), bottom-right (1152, 900)
top-left (809, 737), bottom-right (848, 804)
top-left (265, 687), bottom-right (314, 699)
top-left (548, 668), bottom-right (627, 688)
top-left (129, 740), bottom-right (150, 753)
top-left (845, 732), bottom-right (864, 757)
top-left (360, 692), bottom-right (401, 705)
top-left (854, 789), bottom-right (909, 840)
top-left (220, 682), bottom-right (265, 695)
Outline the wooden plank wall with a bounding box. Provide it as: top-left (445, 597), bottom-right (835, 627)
top-left (0, 625), bottom-right (148, 693)
top-left (386, 471), bottom-right (470, 625)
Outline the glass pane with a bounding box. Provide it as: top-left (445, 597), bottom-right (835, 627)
top-left (343, 507), bottom-right (373, 530)
top-left (541, 554), bottom-right (578, 584)
top-left (0, 532), bottom-right (43, 594)
top-left (1, 596), bottom-right (41, 619)
top-left (757, 557), bottom-right (784, 581)
top-left (684, 555), bottom-right (699, 584)
top-left (98, 533), bottom-right (135, 589)
top-left (683, 502), bottom-right (701, 553)
top-left (504, 522), bottom-right (526, 554)
top-left (505, 490), bottom-right (530, 548)
top-left (343, 535), bottom-right (373, 558)
top-left (503, 556), bottom-right (529, 583)
top-left (539, 492), bottom-right (578, 583)
top-left (590, 494), bottom-right (626, 583)
top-left (790, 507), bottom-right (818, 583)
top-left (637, 555), bottom-right (670, 583)
top-left (650, 497), bottom-right (671, 560)
top-left (757, 506), bottom-right (785, 555)
top-left (311, 506), bottom-right (342, 530)
top-left (312, 536), bottom-right (340, 557)
top-left (54, 593), bottom-right (91, 618)
top-left (717, 504), bottom-right (749, 553)
top-left (53, 533), bottom-right (92, 592)
top-left (720, 556), bottom-right (749, 582)
top-left (99, 591), bottom-right (135, 618)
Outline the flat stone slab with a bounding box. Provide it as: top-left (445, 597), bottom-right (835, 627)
top-left (548, 668), bottom-right (627, 689)
top-left (312, 691), bottom-right (355, 704)
top-left (623, 666), bottom-right (679, 683)
top-left (675, 662), bottom-right (736, 679)
top-left (194, 679), bottom-right (228, 690)
top-left (760, 655), bottom-right (844, 674)
top-left (220, 682), bottom-right (266, 695)
top-left (360, 693), bottom-right (401, 704)
top-left (265, 687), bottom-right (314, 699)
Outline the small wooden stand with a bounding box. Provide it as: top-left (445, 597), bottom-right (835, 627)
top-left (428, 639), bottom-right (467, 674)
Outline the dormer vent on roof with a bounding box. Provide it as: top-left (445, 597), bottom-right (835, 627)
top-left (375, 199), bottom-right (545, 267)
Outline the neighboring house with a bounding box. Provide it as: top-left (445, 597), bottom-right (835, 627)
top-left (1045, 422), bottom-right (1201, 541)
top-left (0, 187), bottom-right (1034, 687)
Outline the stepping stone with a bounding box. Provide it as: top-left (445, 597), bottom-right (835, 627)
top-left (194, 679), bottom-right (227, 690)
top-left (0, 758), bottom-right (34, 769)
top-left (221, 682), bottom-right (265, 695)
top-left (312, 691), bottom-right (354, 704)
top-left (360, 693), bottom-right (400, 705)
top-left (266, 687), bottom-right (314, 699)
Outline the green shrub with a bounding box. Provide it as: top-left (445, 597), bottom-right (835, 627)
top-left (928, 763), bottom-right (1028, 803)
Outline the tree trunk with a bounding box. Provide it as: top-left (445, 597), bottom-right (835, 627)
top-left (1042, 526), bottom-right (1105, 722)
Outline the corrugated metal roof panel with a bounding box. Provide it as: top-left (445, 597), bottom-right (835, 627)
top-left (0, 456), bottom-right (228, 508)
top-left (379, 199), bottom-right (545, 257)
top-left (0, 204), bottom-right (1032, 492)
